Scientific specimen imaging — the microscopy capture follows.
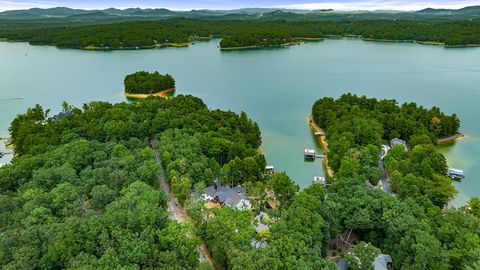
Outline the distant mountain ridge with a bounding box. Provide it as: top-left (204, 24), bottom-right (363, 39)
top-left (0, 5), bottom-right (479, 21)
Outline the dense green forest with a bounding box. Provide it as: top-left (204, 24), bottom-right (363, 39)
top-left (0, 18), bottom-right (479, 49)
top-left (2, 94), bottom-right (479, 269)
top-left (309, 94), bottom-right (480, 270)
top-left (124, 71), bottom-right (175, 94)
top-left (312, 94), bottom-right (460, 206)
top-left (1, 96), bottom-right (263, 269)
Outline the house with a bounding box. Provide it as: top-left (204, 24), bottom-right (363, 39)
top-left (203, 186), bottom-right (217, 201)
top-left (373, 254), bottom-right (393, 270)
top-left (336, 254), bottom-right (393, 270)
top-left (225, 192), bottom-right (252, 210)
top-left (390, 138), bottom-right (408, 151)
top-left (202, 184), bottom-right (251, 210)
top-left (48, 111), bottom-right (74, 122)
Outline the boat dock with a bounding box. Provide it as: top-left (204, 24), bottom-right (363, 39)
top-left (265, 165), bottom-right (276, 174)
top-left (313, 176), bottom-right (327, 186)
top-left (0, 151), bottom-right (13, 158)
top-left (304, 148), bottom-right (325, 159)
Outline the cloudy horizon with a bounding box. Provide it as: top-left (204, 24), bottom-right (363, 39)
top-left (0, 0), bottom-right (479, 12)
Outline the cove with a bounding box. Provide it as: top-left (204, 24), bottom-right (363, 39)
top-left (0, 38), bottom-right (479, 206)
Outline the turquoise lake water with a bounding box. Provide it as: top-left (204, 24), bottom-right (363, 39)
top-left (1, 39), bottom-right (479, 206)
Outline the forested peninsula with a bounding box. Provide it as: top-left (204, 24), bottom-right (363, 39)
top-left (124, 71), bottom-right (175, 98)
top-left (1, 94), bottom-right (479, 269)
top-left (0, 19), bottom-right (479, 50)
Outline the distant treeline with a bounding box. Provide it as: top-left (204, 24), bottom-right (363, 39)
top-left (124, 71), bottom-right (175, 94)
top-left (0, 18), bottom-right (479, 49)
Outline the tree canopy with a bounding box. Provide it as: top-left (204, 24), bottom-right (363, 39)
top-left (1, 18), bottom-right (479, 49)
top-left (124, 71), bottom-right (175, 94)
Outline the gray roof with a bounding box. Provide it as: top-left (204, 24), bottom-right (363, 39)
top-left (231, 185), bottom-right (245, 194)
top-left (374, 254), bottom-right (392, 270)
top-left (225, 192), bottom-right (247, 207)
top-left (204, 185), bottom-right (249, 206)
top-left (336, 259), bottom-right (348, 270)
top-left (217, 189), bottom-right (235, 203)
top-left (204, 186), bottom-right (216, 198)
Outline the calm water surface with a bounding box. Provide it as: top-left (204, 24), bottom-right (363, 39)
top-left (1, 39), bottom-right (479, 206)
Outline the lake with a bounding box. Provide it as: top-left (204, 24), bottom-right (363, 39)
top-left (1, 39), bottom-right (479, 206)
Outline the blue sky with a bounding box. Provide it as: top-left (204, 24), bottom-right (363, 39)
top-left (1, 0), bottom-right (479, 11)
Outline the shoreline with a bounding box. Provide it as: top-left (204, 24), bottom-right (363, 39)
top-left (295, 37), bottom-right (324, 41)
top-left (322, 35), bottom-right (480, 48)
top-left (437, 133), bottom-right (465, 145)
top-left (124, 87), bottom-right (176, 99)
top-left (3, 35), bottom-right (479, 51)
top-left (308, 115), bottom-right (334, 178)
top-left (83, 42), bottom-right (189, 51)
top-left (220, 42), bottom-right (300, 51)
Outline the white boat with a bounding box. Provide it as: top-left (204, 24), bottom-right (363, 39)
top-left (448, 168), bottom-right (465, 179)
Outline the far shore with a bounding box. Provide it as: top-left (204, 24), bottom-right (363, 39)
top-left (124, 87), bottom-right (176, 99)
top-left (84, 42), bottom-right (189, 51)
top-left (437, 133), bottom-right (466, 145)
top-left (3, 35), bottom-right (479, 50)
top-left (322, 35), bottom-right (480, 48)
top-left (220, 41), bottom-right (300, 51)
top-left (295, 37), bottom-right (324, 41)
top-left (308, 115), bottom-right (334, 178)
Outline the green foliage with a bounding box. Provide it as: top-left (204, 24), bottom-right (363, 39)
top-left (124, 71), bottom-right (175, 94)
top-left (268, 172), bottom-right (299, 207)
top-left (1, 95), bottom-right (264, 269)
top-left (345, 242), bottom-right (381, 270)
top-left (1, 18), bottom-right (480, 49)
top-left (466, 197), bottom-right (480, 217)
top-left (312, 94), bottom-right (459, 207)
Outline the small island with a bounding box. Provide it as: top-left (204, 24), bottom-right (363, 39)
top-left (124, 71), bottom-right (176, 99)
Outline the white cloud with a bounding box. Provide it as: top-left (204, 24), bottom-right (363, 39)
top-left (276, 0), bottom-right (480, 11)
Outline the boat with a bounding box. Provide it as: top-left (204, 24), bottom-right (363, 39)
top-left (448, 168), bottom-right (465, 179)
